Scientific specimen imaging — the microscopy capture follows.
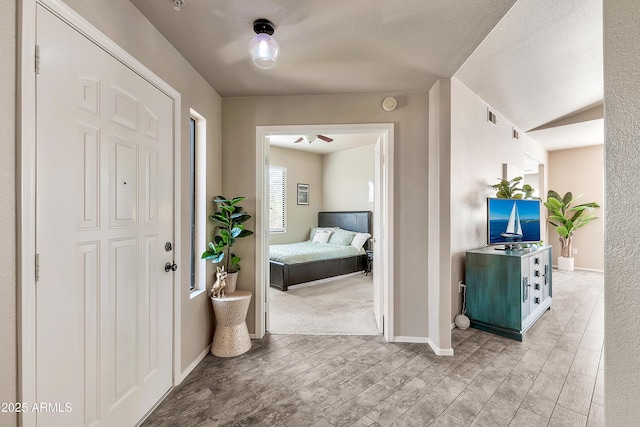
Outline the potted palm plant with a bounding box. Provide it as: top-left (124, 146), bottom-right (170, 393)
top-left (544, 190), bottom-right (600, 271)
top-left (201, 196), bottom-right (253, 292)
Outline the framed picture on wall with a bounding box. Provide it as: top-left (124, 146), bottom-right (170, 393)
top-left (297, 183), bottom-right (309, 205)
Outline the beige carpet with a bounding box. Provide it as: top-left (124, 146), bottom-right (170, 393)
top-left (268, 272), bottom-right (380, 335)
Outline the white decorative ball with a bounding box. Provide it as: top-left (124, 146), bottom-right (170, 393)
top-left (454, 314), bottom-right (470, 329)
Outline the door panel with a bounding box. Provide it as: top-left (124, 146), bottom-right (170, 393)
top-left (373, 137), bottom-right (383, 333)
top-left (36, 5), bottom-right (174, 426)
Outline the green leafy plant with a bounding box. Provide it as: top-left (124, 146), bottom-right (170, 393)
top-left (492, 176), bottom-right (535, 199)
top-left (201, 196), bottom-right (254, 272)
top-left (544, 190), bottom-right (600, 258)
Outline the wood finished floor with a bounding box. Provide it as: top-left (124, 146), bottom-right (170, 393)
top-left (143, 269), bottom-right (604, 427)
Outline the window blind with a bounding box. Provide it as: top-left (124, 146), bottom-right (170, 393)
top-left (269, 166), bottom-right (286, 232)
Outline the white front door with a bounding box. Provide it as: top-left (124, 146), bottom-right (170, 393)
top-left (35, 5), bottom-right (174, 426)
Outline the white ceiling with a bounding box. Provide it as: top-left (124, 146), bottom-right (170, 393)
top-left (269, 133), bottom-right (379, 155)
top-left (130, 0), bottom-right (603, 151)
top-left (453, 0), bottom-right (603, 150)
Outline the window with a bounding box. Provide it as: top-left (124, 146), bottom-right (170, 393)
top-left (269, 166), bottom-right (286, 232)
top-left (189, 109), bottom-right (206, 294)
top-left (189, 117), bottom-right (197, 290)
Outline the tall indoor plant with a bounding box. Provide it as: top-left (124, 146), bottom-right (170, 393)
top-left (201, 196), bottom-right (253, 291)
top-left (544, 190), bottom-right (599, 270)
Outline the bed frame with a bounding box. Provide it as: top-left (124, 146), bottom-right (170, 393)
top-left (269, 211), bottom-right (372, 291)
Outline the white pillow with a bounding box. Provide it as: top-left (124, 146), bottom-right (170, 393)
top-left (312, 229), bottom-right (333, 243)
top-left (350, 232), bottom-right (371, 249)
top-left (309, 227), bottom-right (335, 240)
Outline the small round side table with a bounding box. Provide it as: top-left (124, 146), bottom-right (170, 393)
top-left (210, 291), bottom-right (252, 357)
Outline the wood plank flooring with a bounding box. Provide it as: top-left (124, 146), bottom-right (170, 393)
top-left (143, 269), bottom-right (604, 426)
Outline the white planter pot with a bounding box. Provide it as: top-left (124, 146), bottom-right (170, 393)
top-left (226, 271), bottom-right (238, 293)
top-left (557, 256), bottom-right (575, 271)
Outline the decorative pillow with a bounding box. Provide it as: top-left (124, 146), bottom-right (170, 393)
top-left (312, 228), bottom-right (333, 243)
top-left (350, 232), bottom-right (371, 249)
top-left (309, 227), bottom-right (335, 240)
top-left (328, 228), bottom-right (357, 246)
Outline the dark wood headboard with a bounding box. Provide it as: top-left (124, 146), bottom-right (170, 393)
top-left (318, 211), bottom-right (372, 235)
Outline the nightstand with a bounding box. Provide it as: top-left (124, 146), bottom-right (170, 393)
top-left (365, 249), bottom-right (373, 276)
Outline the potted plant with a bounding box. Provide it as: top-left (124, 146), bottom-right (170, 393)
top-left (544, 190), bottom-right (600, 271)
top-left (492, 176), bottom-right (535, 199)
top-left (201, 196), bottom-right (253, 292)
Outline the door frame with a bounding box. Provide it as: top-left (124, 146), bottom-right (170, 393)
top-left (18, 1), bottom-right (182, 425)
top-left (254, 123), bottom-right (395, 342)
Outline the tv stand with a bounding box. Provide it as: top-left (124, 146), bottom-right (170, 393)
top-left (465, 246), bottom-right (552, 341)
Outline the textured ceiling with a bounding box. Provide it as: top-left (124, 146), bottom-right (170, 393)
top-left (130, 0), bottom-right (516, 96)
top-left (454, 0), bottom-right (603, 149)
top-left (270, 133), bottom-right (379, 155)
top-left (130, 0), bottom-right (603, 151)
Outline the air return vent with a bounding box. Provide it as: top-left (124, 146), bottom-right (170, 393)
top-left (487, 108), bottom-right (497, 125)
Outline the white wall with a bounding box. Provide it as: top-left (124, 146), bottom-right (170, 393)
top-left (604, 1), bottom-right (640, 424)
top-left (322, 144), bottom-right (375, 212)
top-left (548, 145), bottom-right (604, 270)
top-left (41, 0), bottom-right (223, 376)
top-left (222, 92), bottom-right (430, 338)
top-left (269, 146), bottom-right (322, 244)
top-left (449, 77), bottom-right (549, 322)
top-left (0, 1), bottom-right (16, 424)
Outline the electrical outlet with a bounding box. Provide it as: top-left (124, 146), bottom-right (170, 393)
top-left (458, 281), bottom-right (464, 293)
top-left (572, 248), bottom-right (578, 255)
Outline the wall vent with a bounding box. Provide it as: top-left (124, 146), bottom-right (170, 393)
top-left (487, 109), bottom-right (497, 125)
top-left (512, 128), bottom-right (520, 140)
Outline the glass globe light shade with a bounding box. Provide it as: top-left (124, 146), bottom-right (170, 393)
top-left (248, 33), bottom-right (280, 69)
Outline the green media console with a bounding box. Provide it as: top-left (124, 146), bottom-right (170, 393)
top-left (465, 246), bottom-right (552, 341)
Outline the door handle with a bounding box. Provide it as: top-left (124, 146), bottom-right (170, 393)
top-left (164, 262), bottom-right (177, 272)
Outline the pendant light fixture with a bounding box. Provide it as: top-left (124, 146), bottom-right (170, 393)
top-left (248, 19), bottom-right (280, 69)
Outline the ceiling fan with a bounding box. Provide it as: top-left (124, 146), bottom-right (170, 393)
top-left (293, 134), bottom-right (334, 144)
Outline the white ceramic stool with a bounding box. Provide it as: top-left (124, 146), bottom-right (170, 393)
top-left (210, 291), bottom-right (252, 357)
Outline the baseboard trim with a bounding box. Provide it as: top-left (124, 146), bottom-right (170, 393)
top-left (552, 265), bottom-right (604, 273)
top-left (451, 322), bottom-right (456, 330)
top-left (394, 336), bottom-right (454, 356)
top-left (394, 336), bottom-right (429, 344)
top-left (575, 267), bottom-right (604, 273)
top-left (177, 345), bottom-right (209, 384)
top-left (428, 339), bottom-right (454, 356)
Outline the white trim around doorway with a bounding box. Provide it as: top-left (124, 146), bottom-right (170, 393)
top-left (254, 124), bottom-right (395, 342)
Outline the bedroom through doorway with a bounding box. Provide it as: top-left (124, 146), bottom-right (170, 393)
top-left (255, 124), bottom-right (395, 340)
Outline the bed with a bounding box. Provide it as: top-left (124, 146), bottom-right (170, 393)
top-left (269, 211), bottom-right (372, 291)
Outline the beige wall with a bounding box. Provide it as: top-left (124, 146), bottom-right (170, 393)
top-left (427, 79), bottom-right (453, 351)
top-left (222, 92), bottom-right (430, 337)
top-left (449, 78), bottom-right (549, 322)
top-left (269, 146), bottom-right (322, 244)
top-left (1, 0), bottom-right (16, 424)
top-left (548, 145), bottom-right (604, 270)
top-left (39, 0), bottom-right (222, 375)
top-left (322, 144), bottom-right (376, 212)
top-left (604, 1), bottom-right (640, 424)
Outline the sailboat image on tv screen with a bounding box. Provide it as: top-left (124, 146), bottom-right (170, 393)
top-left (501, 202), bottom-right (523, 239)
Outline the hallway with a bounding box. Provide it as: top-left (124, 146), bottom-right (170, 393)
top-left (143, 270), bottom-right (603, 426)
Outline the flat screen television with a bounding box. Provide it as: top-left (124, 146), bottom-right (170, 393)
top-left (487, 198), bottom-right (541, 247)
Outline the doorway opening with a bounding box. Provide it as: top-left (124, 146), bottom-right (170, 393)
top-left (255, 124), bottom-right (395, 341)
